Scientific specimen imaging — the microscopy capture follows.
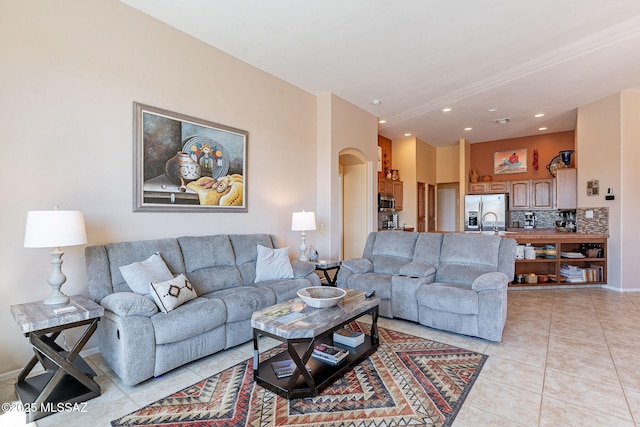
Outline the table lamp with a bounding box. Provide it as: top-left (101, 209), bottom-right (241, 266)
top-left (291, 211), bottom-right (316, 261)
top-left (24, 208), bottom-right (87, 306)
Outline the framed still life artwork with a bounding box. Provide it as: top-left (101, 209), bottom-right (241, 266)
top-left (494, 148), bottom-right (527, 175)
top-left (133, 102), bottom-right (248, 212)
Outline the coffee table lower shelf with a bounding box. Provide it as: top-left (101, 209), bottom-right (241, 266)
top-left (253, 308), bottom-right (379, 399)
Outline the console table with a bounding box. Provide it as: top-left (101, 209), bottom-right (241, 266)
top-left (10, 295), bottom-right (104, 422)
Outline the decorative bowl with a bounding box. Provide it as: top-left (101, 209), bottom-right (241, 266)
top-left (297, 287), bottom-right (346, 308)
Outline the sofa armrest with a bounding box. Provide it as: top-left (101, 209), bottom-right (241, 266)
top-left (101, 292), bottom-right (159, 317)
top-left (291, 260), bottom-right (316, 278)
top-left (342, 258), bottom-right (373, 274)
top-left (471, 272), bottom-right (510, 292)
top-left (399, 262), bottom-right (436, 279)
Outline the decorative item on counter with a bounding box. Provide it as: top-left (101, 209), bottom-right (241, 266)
top-left (308, 245), bottom-right (319, 262)
top-left (391, 169), bottom-right (399, 180)
top-left (469, 169), bottom-right (479, 183)
top-left (532, 148), bottom-right (539, 170)
top-left (525, 273), bottom-right (538, 284)
top-left (481, 175), bottom-right (493, 182)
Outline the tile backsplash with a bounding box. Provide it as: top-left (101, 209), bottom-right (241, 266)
top-left (576, 207), bottom-right (609, 234)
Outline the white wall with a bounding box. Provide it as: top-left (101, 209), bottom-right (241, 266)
top-left (0, 1), bottom-right (377, 374)
top-left (576, 91), bottom-right (640, 291)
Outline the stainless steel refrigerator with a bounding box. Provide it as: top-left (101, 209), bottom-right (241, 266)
top-left (464, 194), bottom-right (508, 231)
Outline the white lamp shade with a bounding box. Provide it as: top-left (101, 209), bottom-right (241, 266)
top-left (291, 211), bottom-right (316, 231)
top-left (24, 210), bottom-right (87, 248)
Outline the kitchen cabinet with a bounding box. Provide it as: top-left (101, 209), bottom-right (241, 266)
top-left (468, 181), bottom-right (509, 194)
top-left (378, 178), bottom-right (403, 211)
top-left (392, 180), bottom-right (403, 211)
top-left (509, 179), bottom-right (555, 210)
top-left (509, 231), bottom-right (607, 287)
top-left (556, 168), bottom-right (577, 210)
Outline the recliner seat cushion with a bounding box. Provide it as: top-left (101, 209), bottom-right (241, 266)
top-left (151, 297), bottom-right (226, 345)
top-left (347, 273), bottom-right (392, 299)
top-left (204, 286), bottom-right (276, 323)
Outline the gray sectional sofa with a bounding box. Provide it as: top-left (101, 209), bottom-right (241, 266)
top-left (85, 234), bottom-right (320, 386)
top-left (337, 231), bottom-right (516, 342)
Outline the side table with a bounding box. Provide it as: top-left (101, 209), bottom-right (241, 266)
top-left (10, 295), bottom-right (104, 422)
top-left (315, 261), bottom-right (341, 287)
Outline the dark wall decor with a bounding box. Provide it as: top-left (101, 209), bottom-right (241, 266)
top-left (133, 102), bottom-right (248, 212)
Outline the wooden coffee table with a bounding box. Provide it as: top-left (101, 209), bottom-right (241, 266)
top-left (251, 288), bottom-right (379, 399)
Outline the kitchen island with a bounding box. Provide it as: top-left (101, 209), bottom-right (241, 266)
top-left (504, 228), bottom-right (608, 288)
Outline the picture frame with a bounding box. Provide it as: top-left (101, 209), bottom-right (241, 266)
top-left (133, 102), bottom-right (248, 212)
top-left (494, 148), bottom-right (527, 175)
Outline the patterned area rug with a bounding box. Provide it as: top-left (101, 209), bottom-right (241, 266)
top-left (112, 322), bottom-right (486, 427)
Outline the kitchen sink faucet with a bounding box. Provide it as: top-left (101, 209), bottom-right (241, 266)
top-left (482, 211), bottom-right (499, 233)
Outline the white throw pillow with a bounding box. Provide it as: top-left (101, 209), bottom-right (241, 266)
top-left (254, 244), bottom-right (294, 282)
top-left (149, 274), bottom-right (198, 313)
top-left (119, 252), bottom-right (174, 295)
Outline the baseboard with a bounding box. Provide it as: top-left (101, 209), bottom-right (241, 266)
top-left (0, 345), bottom-right (100, 382)
top-left (602, 284), bottom-right (640, 292)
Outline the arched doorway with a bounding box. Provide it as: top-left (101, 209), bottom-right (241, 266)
top-left (339, 148), bottom-right (371, 260)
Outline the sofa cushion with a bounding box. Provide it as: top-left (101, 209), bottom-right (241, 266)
top-left (204, 286), bottom-right (276, 323)
top-left (370, 232), bottom-right (418, 274)
top-left (106, 238), bottom-right (185, 294)
top-left (413, 232), bottom-right (443, 267)
top-left (439, 233), bottom-right (501, 267)
top-left (149, 274), bottom-right (198, 313)
top-left (346, 273), bottom-right (392, 299)
top-left (151, 297), bottom-right (227, 345)
top-left (119, 252), bottom-right (174, 295)
top-left (254, 277), bottom-right (315, 303)
top-left (417, 283), bottom-right (479, 315)
top-left (436, 263), bottom-right (497, 285)
top-left (229, 234), bottom-right (276, 285)
top-left (254, 245), bottom-right (293, 282)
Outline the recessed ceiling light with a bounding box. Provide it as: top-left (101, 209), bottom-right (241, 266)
top-left (442, 107), bottom-right (452, 112)
top-left (464, 127), bottom-right (472, 131)
top-left (534, 113), bottom-right (545, 118)
top-left (494, 118), bottom-right (510, 124)
top-left (378, 119), bottom-right (386, 124)
top-left (539, 127), bottom-right (548, 131)
top-left (488, 108), bottom-right (497, 112)
top-left (371, 99), bottom-right (381, 105)
top-left (404, 133), bottom-right (411, 136)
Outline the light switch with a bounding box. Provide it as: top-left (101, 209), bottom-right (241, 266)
top-left (586, 210), bottom-right (594, 219)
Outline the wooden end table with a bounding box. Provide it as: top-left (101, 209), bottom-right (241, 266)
top-left (10, 295), bottom-right (104, 422)
top-left (251, 289), bottom-right (379, 399)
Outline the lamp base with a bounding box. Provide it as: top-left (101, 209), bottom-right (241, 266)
top-left (43, 248), bottom-right (70, 306)
top-left (43, 291), bottom-right (70, 306)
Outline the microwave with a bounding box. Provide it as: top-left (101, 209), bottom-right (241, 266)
top-left (378, 193), bottom-right (395, 212)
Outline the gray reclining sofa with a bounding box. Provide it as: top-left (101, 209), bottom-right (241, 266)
top-left (337, 231), bottom-right (516, 342)
top-left (85, 233), bottom-right (320, 386)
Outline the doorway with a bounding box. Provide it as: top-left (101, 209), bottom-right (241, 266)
top-left (437, 187), bottom-right (457, 231)
top-left (339, 149), bottom-right (370, 259)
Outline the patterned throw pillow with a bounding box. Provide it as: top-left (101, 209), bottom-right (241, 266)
top-left (119, 252), bottom-right (174, 295)
top-left (254, 244), bottom-right (294, 282)
top-left (149, 274), bottom-right (198, 313)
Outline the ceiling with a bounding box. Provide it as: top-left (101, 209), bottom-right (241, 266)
top-left (121, 0), bottom-right (640, 147)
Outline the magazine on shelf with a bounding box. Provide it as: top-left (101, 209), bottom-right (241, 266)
top-left (312, 343), bottom-right (349, 365)
top-left (271, 359), bottom-right (310, 379)
top-left (333, 328), bottom-right (365, 347)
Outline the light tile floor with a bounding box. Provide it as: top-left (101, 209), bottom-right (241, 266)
top-left (1, 288), bottom-right (640, 426)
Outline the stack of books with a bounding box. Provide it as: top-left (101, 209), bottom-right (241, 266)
top-left (333, 328), bottom-right (365, 348)
top-left (271, 359), bottom-right (310, 379)
top-left (560, 264), bottom-right (584, 282)
top-left (311, 343), bottom-right (349, 365)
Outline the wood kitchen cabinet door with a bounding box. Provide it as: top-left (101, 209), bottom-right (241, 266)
top-left (532, 179), bottom-right (554, 209)
top-left (510, 181), bottom-right (530, 209)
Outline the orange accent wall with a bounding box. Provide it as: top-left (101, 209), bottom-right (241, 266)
top-left (469, 131), bottom-right (575, 182)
